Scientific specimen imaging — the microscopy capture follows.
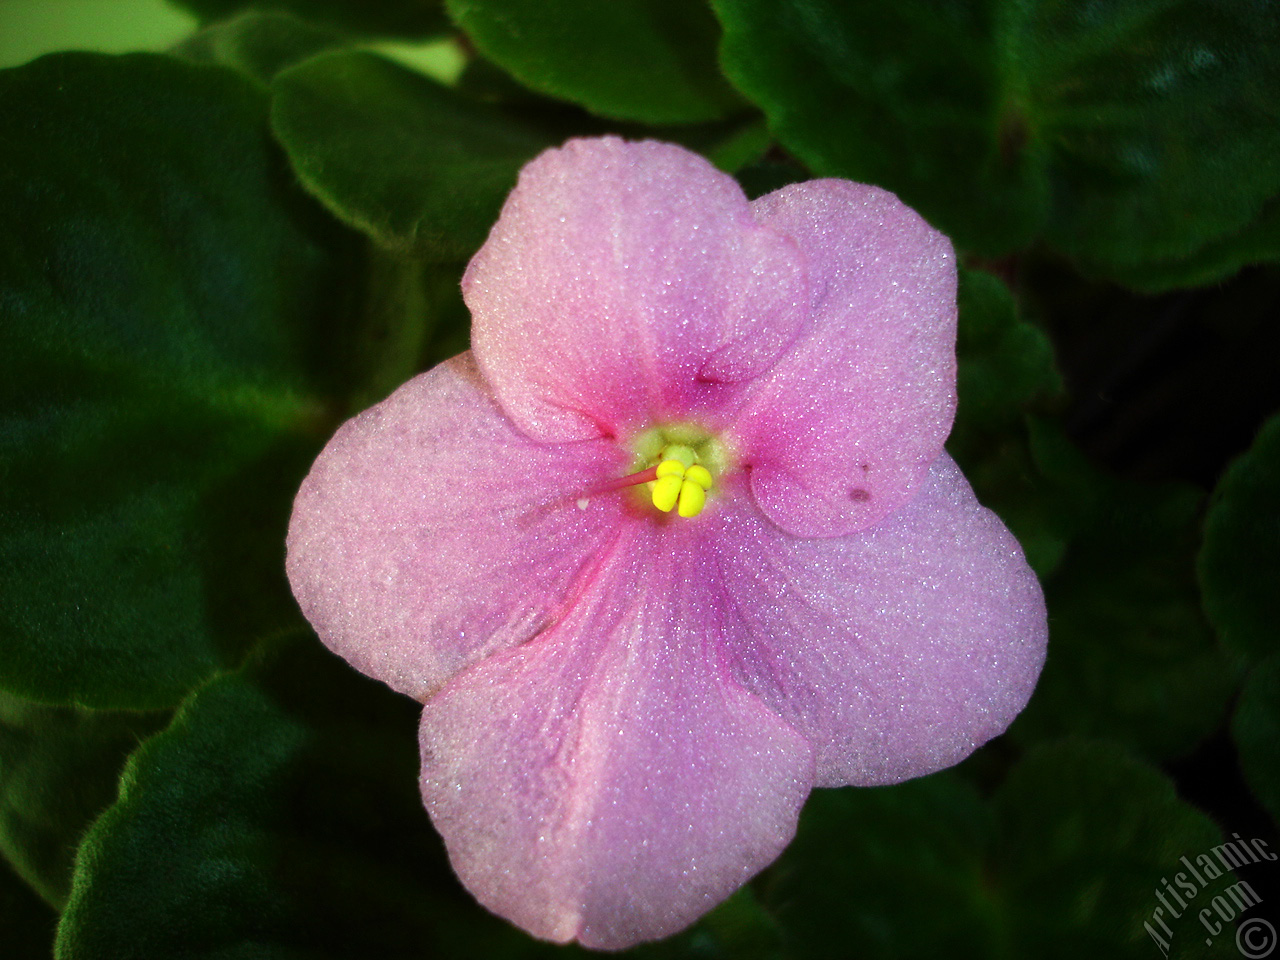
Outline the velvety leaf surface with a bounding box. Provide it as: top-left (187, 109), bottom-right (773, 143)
top-left (0, 691), bottom-right (167, 908)
top-left (167, 0), bottom-right (448, 39)
top-left (271, 51), bottom-right (549, 260)
top-left (1199, 412), bottom-right (1280, 662)
top-left (1003, 423), bottom-right (1236, 759)
top-left (1232, 656), bottom-right (1280, 826)
top-left (346, 252), bottom-right (473, 411)
top-left (446, 0), bottom-right (743, 123)
top-left (53, 636), bottom-right (778, 960)
top-left (1099, 197), bottom-right (1280, 293)
top-left (0, 52), bottom-right (359, 708)
top-left (55, 637), bottom-right (469, 960)
top-left (948, 269), bottom-right (1063, 576)
top-left (994, 741), bottom-right (1240, 959)
top-left (759, 772), bottom-right (999, 959)
top-left (175, 9), bottom-right (347, 86)
top-left (950, 268), bottom-right (1060, 464)
top-left (716, 0), bottom-right (1280, 281)
top-left (761, 741), bottom-right (1234, 959)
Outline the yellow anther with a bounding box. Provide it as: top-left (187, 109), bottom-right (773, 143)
top-left (648, 457), bottom-right (714, 518)
top-left (655, 459), bottom-right (687, 480)
top-left (677, 478), bottom-right (707, 517)
top-left (685, 464), bottom-right (713, 490)
top-left (651, 474), bottom-right (683, 512)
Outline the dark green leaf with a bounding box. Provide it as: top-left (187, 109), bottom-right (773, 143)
top-left (1233, 656), bottom-right (1280, 826)
top-left (175, 10), bottom-right (348, 86)
top-left (760, 742), bottom-right (1237, 959)
top-left (948, 270), bottom-right (1062, 577)
top-left (759, 773), bottom-right (999, 959)
top-left (1094, 195), bottom-right (1280, 293)
top-left (1008, 422), bottom-right (1237, 760)
top-left (960, 426), bottom-right (1073, 578)
top-left (167, 0), bottom-right (448, 39)
top-left (271, 50), bottom-right (549, 260)
top-left (951, 268), bottom-right (1060, 464)
top-left (1199, 412), bottom-right (1280, 662)
top-left (55, 637), bottom-right (473, 960)
top-left (716, 0), bottom-right (1280, 280)
top-left (446, 0), bottom-right (743, 123)
top-left (995, 740), bottom-right (1243, 959)
top-left (716, 0), bottom-right (1050, 254)
top-left (347, 252), bottom-right (472, 411)
top-left (0, 52), bottom-right (360, 708)
top-left (0, 691), bottom-right (166, 909)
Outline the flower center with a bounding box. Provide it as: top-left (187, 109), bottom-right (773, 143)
top-left (651, 452), bottom-right (714, 518)
top-left (588, 425), bottom-right (727, 519)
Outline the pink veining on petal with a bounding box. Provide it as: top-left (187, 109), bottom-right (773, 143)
top-left (419, 520), bottom-right (813, 950)
top-left (285, 354), bottom-right (628, 702)
top-left (731, 179), bottom-right (958, 538)
top-left (466, 137), bottom-right (809, 443)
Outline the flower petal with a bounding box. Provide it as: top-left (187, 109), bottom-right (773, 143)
top-left (419, 522), bottom-right (813, 949)
top-left (466, 136), bottom-right (808, 442)
top-left (732, 179), bottom-right (958, 537)
top-left (285, 353), bottom-right (628, 701)
top-left (711, 454), bottom-right (1046, 787)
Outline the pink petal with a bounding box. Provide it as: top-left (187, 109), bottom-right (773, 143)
top-left (419, 521), bottom-right (813, 949)
top-left (466, 137), bottom-right (808, 442)
top-left (711, 454), bottom-right (1046, 787)
top-left (731, 179), bottom-right (958, 537)
top-left (285, 354), bottom-right (628, 701)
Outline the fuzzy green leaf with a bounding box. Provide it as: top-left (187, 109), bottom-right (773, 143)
top-left (446, 0), bottom-right (743, 123)
top-left (0, 52), bottom-right (358, 708)
top-left (271, 51), bottom-right (548, 260)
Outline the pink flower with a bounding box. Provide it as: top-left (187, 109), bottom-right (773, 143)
top-left (286, 137), bottom-right (1047, 950)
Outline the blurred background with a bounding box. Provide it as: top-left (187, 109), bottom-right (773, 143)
top-left (1, 1), bottom-right (1277, 957)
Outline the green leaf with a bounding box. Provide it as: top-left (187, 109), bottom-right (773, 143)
top-left (271, 50), bottom-right (549, 260)
top-left (0, 691), bottom-right (167, 908)
top-left (948, 270), bottom-right (1062, 577)
top-left (1008, 422), bottom-right (1237, 760)
top-left (175, 9), bottom-right (348, 86)
top-left (760, 773), bottom-right (1000, 959)
top-left (950, 268), bottom-right (1060, 464)
top-left (1199, 412), bottom-right (1280, 662)
top-left (760, 742), bottom-right (1237, 959)
top-left (994, 741), bottom-right (1243, 959)
top-left (1092, 195), bottom-right (1280, 293)
top-left (167, 0), bottom-right (448, 39)
top-left (347, 252), bottom-right (473, 411)
top-left (446, 0), bottom-right (744, 123)
top-left (0, 52), bottom-right (360, 708)
top-left (55, 637), bottom-right (468, 960)
top-left (715, 0), bottom-right (1280, 278)
top-left (715, 0), bottom-right (1050, 254)
top-left (1233, 656), bottom-right (1280, 826)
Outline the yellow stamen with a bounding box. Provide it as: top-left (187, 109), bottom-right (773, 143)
top-left (685, 464), bottom-right (713, 489)
top-left (651, 474), bottom-right (683, 512)
top-left (655, 459), bottom-right (686, 480)
top-left (648, 457), bottom-right (713, 517)
top-left (677, 479), bottom-right (706, 517)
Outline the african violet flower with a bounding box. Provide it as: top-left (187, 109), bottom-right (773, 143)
top-left (286, 137), bottom-right (1047, 950)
